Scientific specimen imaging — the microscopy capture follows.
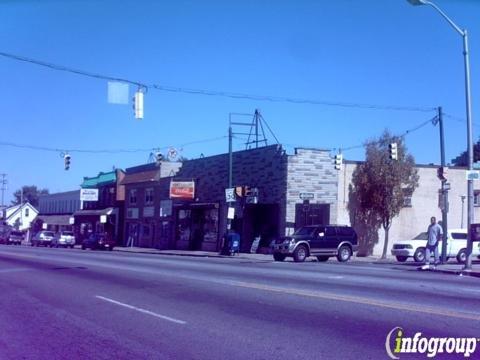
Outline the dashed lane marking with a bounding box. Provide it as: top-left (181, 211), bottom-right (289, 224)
top-left (95, 295), bottom-right (187, 325)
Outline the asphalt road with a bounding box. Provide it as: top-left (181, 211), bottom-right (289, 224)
top-left (0, 245), bottom-right (479, 360)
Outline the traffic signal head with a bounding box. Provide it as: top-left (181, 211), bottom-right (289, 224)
top-left (334, 153), bottom-right (343, 170)
top-left (64, 154), bottom-right (71, 170)
top-left (133, 90), bottom-right (144, 119)
top-left (389, 142), bottom-right (398, 160)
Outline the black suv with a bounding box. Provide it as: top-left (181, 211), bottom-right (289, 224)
top-left (272, 225), bottom-right (358, 262)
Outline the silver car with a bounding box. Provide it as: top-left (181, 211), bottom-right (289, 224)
top-left (31, 231), bottom-right (55, 247)
top-left (51, 231), bottom-right (76, 248)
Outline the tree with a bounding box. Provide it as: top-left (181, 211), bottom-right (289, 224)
top-left (349, 130), bottom-right (419, 259)
top-left (451, 138), bottom-right (480, 166)
top-left (12, 185), bottom-right (49, 207)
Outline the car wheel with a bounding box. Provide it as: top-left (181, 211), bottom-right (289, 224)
top-left (456, 249), bottom-right (467, 264)
top-left (317, 256), bottom-right (329, 262)
top-left (337, 245), bottom-right (352, 262)
top-left (108, 247), bottom-right (113, 251)
top-left (81, 245), bottom-right (86, 250)
top-left (31, 242), bottom-right (35, 247)
top-left (413, 248), bottom-right (425, 263)
top-left (293, 245), bottom-right (308, 262)
top-left (273, 253), bottom-right (286, 262)
top-left (396, 256), bottom-right (408, 262)
top-left (70, 245), bottom-right (74, 249)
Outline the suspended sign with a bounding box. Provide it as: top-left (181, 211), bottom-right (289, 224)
top-left (170, 181), bottom-right (195, 199)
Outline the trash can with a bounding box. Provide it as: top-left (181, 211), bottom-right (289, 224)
top-left (226, 231), bottom-right (240, 256)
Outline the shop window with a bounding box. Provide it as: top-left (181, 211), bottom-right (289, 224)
top-left (129, 189), bottom-right (137, 205)
top-left (143, 225), bottom-right (151, 237)
top-left (474, 191), bottom-right (480, 207)
top-left (145, 188), bottom-right (154, 205)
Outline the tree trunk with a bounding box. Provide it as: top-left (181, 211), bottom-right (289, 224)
top-left (381, 224), bottom-right (391, 259)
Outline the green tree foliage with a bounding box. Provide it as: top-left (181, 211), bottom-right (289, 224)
top-left (12, 185), bottom-right (49, 207)
top-left (451, 138), bottom-right (480, 166)
top-left (349, 130), bottom-right (419, 258)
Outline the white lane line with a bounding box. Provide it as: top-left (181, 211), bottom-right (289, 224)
top-left (0, 268), bottom-right (30, 274)
top-left (327, 275), bottom-right (344, 279)
top-left (95, 295), bottom-right (186, 325)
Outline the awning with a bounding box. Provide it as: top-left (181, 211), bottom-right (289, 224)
top-left (73, 207), bottom-right (117, 217)
top-left (37, 215), bottom-right (73, 226)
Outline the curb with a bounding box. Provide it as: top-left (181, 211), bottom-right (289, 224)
top-left (432, 269), bottom-right (480, 278)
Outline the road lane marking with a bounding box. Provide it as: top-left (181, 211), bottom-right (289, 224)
top-left (327, 275), bottom-right (344, 279)
top-left (95, 295), bottom-right (186, 325)
top-left (228, 281), bottom-right (480, 322)
top-left (0, 268), bottom-right (30, 274)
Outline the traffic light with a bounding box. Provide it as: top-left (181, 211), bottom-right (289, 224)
top-left (437, 166), bottom-right (448, 181)
top-left (133, 90), bottom-right (144, 119)
top-left (64, 154), bottom-right (71, 170)
top-left (389, 142), bottom-right (398, 160)
top-left (155, 152), bottom-right (163, 165)
top-left (334, 153), bottom-right (343, 170)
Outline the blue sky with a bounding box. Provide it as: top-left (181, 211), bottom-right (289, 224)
top-left (0, 0), bottom-right (478, 203)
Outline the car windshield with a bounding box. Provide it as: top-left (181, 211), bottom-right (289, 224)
top-left (413, 232), bottom-right (428, 240)
top-left (11, 231), bottom-right (23, 236)
top-left (43, 232), bottom-right (55, 237)
top-left (293, 227), bottom-right (316, 236)
top-left (62, 231), bottom-right (74, 236)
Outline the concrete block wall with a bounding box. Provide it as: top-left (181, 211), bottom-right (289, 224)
top-left (286, 148), bottom-right (338, 234)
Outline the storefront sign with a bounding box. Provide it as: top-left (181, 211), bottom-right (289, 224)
top-left (80, 188), bottom-right (99, 201)
top-left (299, 192), bottom-right (314, 201)
top-left (100, 215), bottom-right (107, 224)
top-left (42, 223), bottom-right (48, 229)
top-left (170, 181), bottom-right (195, 199)
top-left (69, 217), bottom-right (75, 225)
top-left (160, 200), bottom-right (172, 217)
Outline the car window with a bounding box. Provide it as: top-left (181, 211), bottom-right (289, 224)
top-left (337, 227), bottom-right (354, 236)
top-left (413, 232), bottom-right (428, 240)
top-left (44, 231), bottom-right (55, 237)
top-left (325, 227), bottom-right (337, 236)
top-left (62, 231), bottom-right (74, 236)
top-left (451, 232), bottom-right (467, 240)
top-left (294, 227), bottom-right (316, 236)
top-left (11, 231), bottom-right (23, 236)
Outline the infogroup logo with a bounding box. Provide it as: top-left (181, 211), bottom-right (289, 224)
top-left (385, 327), bottom-right (479, 359)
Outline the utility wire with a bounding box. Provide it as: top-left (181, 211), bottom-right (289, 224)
top-left (0, 136), bottom-right (228, 154)
top-left (0, 50), bottom-right (436, 113)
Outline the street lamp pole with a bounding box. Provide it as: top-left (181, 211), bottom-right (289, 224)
top-left (407, 0), bottom-right (475, 270)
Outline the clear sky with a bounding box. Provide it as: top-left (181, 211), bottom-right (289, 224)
top-left (0, 0), bottom-right (478, 204)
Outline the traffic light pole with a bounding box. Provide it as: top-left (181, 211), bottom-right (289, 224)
top-left (438, 107), bottom-right (449, 264)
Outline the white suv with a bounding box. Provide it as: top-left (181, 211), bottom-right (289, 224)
top-left (391, 229), bottom-right (480, 264)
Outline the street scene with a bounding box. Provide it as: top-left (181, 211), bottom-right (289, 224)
top-left (1, 0), bottom-right (479, 359)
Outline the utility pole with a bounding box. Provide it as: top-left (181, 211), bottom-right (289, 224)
top-left (437, 107), bottom-right (449, 263)
top-left (0, 174), bottom-right (7, 207)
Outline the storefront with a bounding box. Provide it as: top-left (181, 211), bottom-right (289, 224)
top-left (73, 207), bottom-right (119, 244)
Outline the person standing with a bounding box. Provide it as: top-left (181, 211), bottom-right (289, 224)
top-left (421, 216), bottom-right (443, 270)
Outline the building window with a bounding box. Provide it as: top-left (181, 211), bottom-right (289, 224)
top-left (25, 208), bottom-right (29, 217)
top-left (402, 188), bottom-right (413, 208)
top-left (145, 188), bottom-right (154, 205)
top-left (474, 190), bottom-right (480, 207)
top-left (129, 189), bottom-right (137, 205)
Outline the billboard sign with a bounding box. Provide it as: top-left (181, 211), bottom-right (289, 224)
top-left (80, 188), bottom-right (99, 201)
top-left (170, 181), bottom-right (195, 199)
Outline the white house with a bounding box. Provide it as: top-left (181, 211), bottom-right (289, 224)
top-left (1, 203), bottom-right (39, 231)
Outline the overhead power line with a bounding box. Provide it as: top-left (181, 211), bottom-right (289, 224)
top-left (0, 51), bottom-right (436, 113)
top-left (0, 136), bottom-right (228, 154)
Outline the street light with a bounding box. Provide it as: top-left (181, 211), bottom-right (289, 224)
top-left (407, 0), bottom-right (475, 270)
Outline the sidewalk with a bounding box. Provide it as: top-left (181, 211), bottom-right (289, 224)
top-left (113, 247), bottom-right (480, 277)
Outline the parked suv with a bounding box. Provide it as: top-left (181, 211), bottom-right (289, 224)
top-left (391, 228), bottom-right (479, 264)
top-left (82, 233), bottom-right (115, 251)
top-left (7, 230), bottom-right (24, 245)
top-left (51, 231), bottom-right (76, 248)
top-left (31, 231), bottom-right (55, 247)
top-left (272, 225), bottom-right (358, 262)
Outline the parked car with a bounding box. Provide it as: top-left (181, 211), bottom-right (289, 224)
top-left (7, 230), bottom-right (24, 245)
top-left (31, 231), bottom-right (55, 247)
top-left (81, 233), bottom-right (115, 251)
top-left (51, 231), bottom-right (76, 248)
top-left (272, 225), bottom-right (358, 262)
top-left (391, 228), bottom-right (479, 264)
top-left (0, 225), bottom-right (12, 244)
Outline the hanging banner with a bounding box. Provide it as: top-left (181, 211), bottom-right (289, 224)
top-left (169, 181), bottom-right (195, 199)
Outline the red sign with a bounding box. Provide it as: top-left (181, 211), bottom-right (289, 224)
top-left (170, 181), bottom-right (195, 199)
